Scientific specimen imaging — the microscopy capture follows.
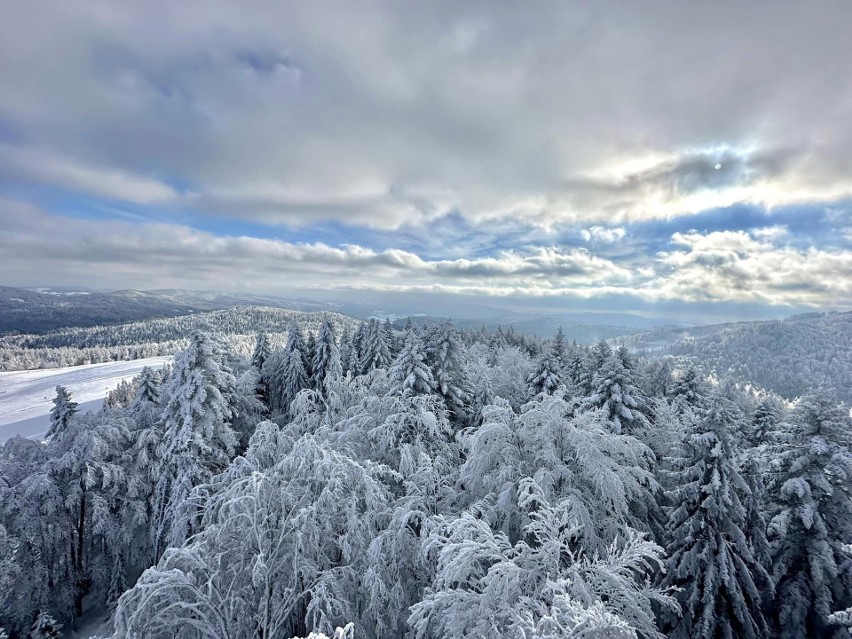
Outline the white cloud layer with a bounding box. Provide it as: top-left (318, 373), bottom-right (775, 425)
top-left (2, 201), bottom-right (849, 308)
top-left (1, 1), bottom-right (852, 228)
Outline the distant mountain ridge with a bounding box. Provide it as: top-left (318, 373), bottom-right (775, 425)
top-left (1, 285), bottom-right (683, 340)
top-left (0, 286), bottom-right (341, 335)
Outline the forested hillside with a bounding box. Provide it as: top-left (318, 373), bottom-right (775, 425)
top-left (0, 287), bottom-right (341, 335)
top-left (1, 318), bottom-right (849, 638)
top-left (0, 306), bottom-right (360, 371)
top-left (616, 311), bottom-right (852, 404)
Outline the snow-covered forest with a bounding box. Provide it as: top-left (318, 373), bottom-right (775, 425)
top-left (1, 317), bottom-right (850, 638)
top-left (617, 311), bottom-right (852, 404)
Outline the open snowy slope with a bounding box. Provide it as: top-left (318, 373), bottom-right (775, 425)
top-left (0, 356), bottom-right (171, 443)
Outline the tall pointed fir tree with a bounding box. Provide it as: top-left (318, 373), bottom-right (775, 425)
top-left (582, 350), bottom-right (649, 434)
top-left (644, 358), bottom-right (674, 398)
top-left (389, 330), bottom-right (435, 396)
top-left (278, 342), bottom-right (309, 416)
top-left (305, 331), bottom-right (317, 381)
top-left (46, 385), bottom-right (77, 439)
top-left (526, 339), bottom-right (564, 398)
top-left (552, 327), bottom-right (567, 369)
top-left (362, 319), bottom-right (393, 373)
top-left (251, 332), bottom-right (272, 409)
top-left (272, 324), bottom-right (310, 413)
top-left (740, 457), bottom-right (774, 602)
top-left (426, 320), bottom-right (469, 419)
top-left (384, 318), bottom-right (400, 357)
top-left (339, 329), bottom-right (354, 376)
top-left (132, 366), bottom-right (162, 408)
top-left (768, 388), bottom-right (852, 638)
top-left (352, 322), bottom-right (370, 374)
top-left (671, 367), bottom-right (705, 409)
top-left (251, 332), bottom-right (272, 371)
top-left (404, 316), bottom-right (416, 333)
top-left (312, 317), bottom-right (342, 399)
top-left (577, 340), bottom-right (611, 395)
top-left (152, 332), bottom-right (238, 556)
top-left (567, 346), bottom-right (586, 388)
top-left (663, 392), bottom-right (771, 639)
top-left (749, 394), bottom-right (783, 447)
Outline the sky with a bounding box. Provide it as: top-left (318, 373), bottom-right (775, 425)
top-left (0, 1), bottom-right (851, 322)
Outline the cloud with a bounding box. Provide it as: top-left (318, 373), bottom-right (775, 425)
top-left (581, 226), bottom-right (627, 244)
top-left (0, 145), bottom-right (178, 204)
top-left (1, 1), bottom-right (852, 229)
top-left (0, 200), bottom-right (630, 294)
top-left (647, 230), bottom-right (852, 306)
top-left (2, 201), bottom-right (848, 309)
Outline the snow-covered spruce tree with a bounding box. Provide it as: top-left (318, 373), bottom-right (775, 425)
top-left (575, 340), bottom-right (611, 396)
top-left (389, 330), bottom-right (435, 396)
top-left (231, 367), bottom-right (268, 447)
top-left (115, 422), bottom-right (391, 639)
top-left (767, 388), bottom-right (852, 638)
top-left (305, 331), bottom-right (317, 380)
top-left (409, 478), bottom-right (674, 639)
top-left (312, 317), bottom-right (342, 399)
top-left (582, 350), bottom-right (649, 435)
top-left (104, 379), bottom-right (136, 409)
top-left (829, 545), bottom-right (852, 629)
top-left (251, 332), bottom-right (273, 408)
top-left (663, 391), bottom-right (771, 639)
top-left (339, 328), bottom-right (355, 375)
top-left (361, 319), bottom-right (393, 373)
top-left (0, 525), bottom-right (19, 631)
top-left (740, 457), bottom-right (774, 594)
top-left (749, 394), bottom-right (783, 447)
top-left (131, 366), bottom-right (162, 409)
top-left (468, 372), bottom-right (494, 429)
top-left (384, 318), bottom-right (400, 357)
top-left (566, 347), bottom-right (586, 388)
top-left (351, 322), bottom-right (370, 374)
top-left (46, 385), bottom-right (77, 439)
top-left (283, 346), bottom-right (311, 415)
top-left (643, 358), bottom-right (674, 398)
top-left (526, 343), bottom-right (563, 398)
top-left (670, 366), bottom-right (705, 409)
top-left (270, 322), bottom-right (310, 410)
top-left (552, 327), bottom-right (567, 368)
top-left (251, 331), bottom-right (272, 371)
top-left (152, 332), bottom-right (238, 555)
top-left (425, 320), bottom-right (469, 419)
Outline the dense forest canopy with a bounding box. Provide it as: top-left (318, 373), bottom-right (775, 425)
top-left (1, 314), bottom-right (850, 638)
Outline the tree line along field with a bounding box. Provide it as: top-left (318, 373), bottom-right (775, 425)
top-left (1, 316), bottom-right (850, 638)
top-left (0, 306), bottom-right (360, 372)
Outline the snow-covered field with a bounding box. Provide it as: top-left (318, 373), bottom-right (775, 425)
top-left (0, 356), bottom-right (171, 443)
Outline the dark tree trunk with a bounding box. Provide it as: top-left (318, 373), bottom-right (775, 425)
top-left (74, 481), bottom-right (86, 618)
